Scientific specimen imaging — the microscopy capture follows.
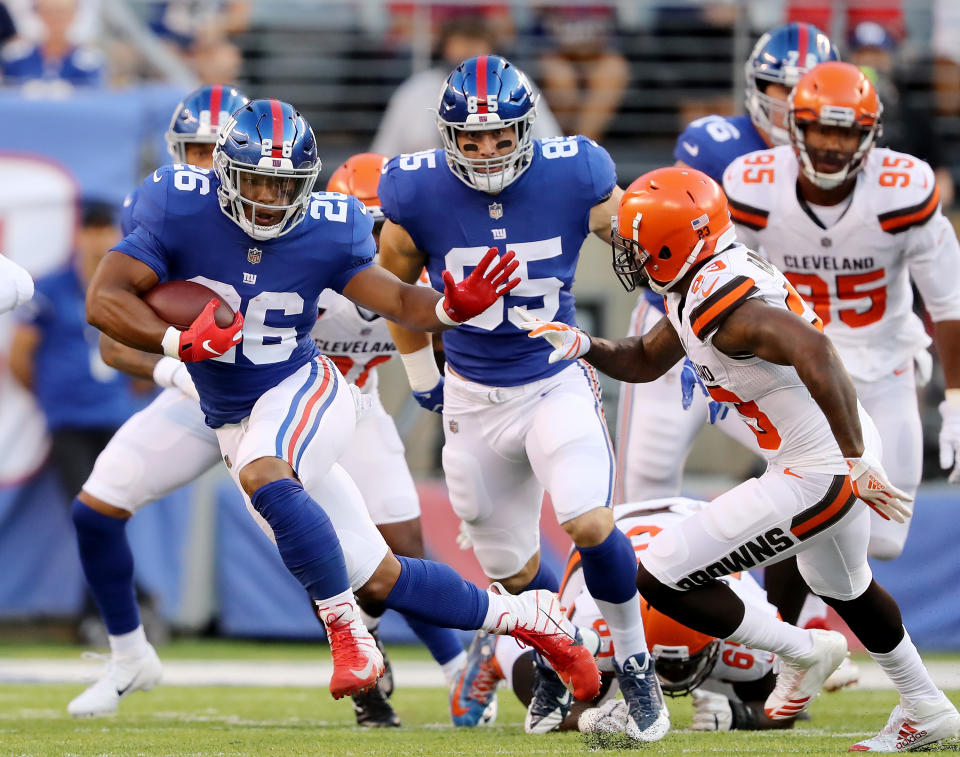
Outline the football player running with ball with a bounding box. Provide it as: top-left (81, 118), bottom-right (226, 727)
top-left (84, 99), bottom-right (601, 719)
top-left (520, 166), bottom-right (960, 752)
top-left (378, 55), bottom-right (669, 742)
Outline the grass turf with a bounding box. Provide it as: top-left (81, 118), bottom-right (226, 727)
top-left (1, 643), bottom-right (958, 756)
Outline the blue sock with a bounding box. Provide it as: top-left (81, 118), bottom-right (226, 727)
top-left (579, 527), bottom-right (638, 604)
top-left (385, 556), bottom-right (488, 630)
top-left (522, 560), bottom-right (560, 593)
top-left (251, 479), bottom-right (350, 601)
top-left (71, 498), bottom-right (140, 636)
top-left (403, 617), bottom-right (465, 666)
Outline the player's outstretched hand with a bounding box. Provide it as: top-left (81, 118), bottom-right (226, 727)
top-left (514, 306), bottom-right (591, 364)
top-left (846, 452), bottom-right (914, 523)
top-left (938, 396), bottom-right (960, 484)
top-left (413, 378), bottom-right (444, 414)
top-left (437, 248), bottom-right (519, 325)
top-left (164, 298), bottom-right (244, 363)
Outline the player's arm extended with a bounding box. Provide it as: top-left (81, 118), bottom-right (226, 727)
top-left (342, 264), bottom-right (447, 332)
top-left (86, 251), bottom-right (167, 353)
top-left (587, 186), bottom-right (624, 244)
top-left (582, 315), bottom-right (686, 382)
top-left (713, 298), bottom-right (863, 457)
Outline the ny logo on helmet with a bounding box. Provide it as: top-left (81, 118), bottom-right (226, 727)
top-left (247, 247), bottom-right (262, 264)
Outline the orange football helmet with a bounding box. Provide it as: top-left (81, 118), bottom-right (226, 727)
top-left (611, 167), bottom-right (737, 294)
top-left (641, 597), bottom-right (721, 697)
top-left (325, 152), bottom-right (388, 222)
top-left (788, 61), bottom-right (882, 189)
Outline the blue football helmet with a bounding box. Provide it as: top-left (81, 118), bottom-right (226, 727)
top-left (437, 55), bottom-right (537, 194)
top-left (165, 84), bottom-right (250, 164)
top-left (213, 99), bottom-right (320, 240)
top-left (744, 23), bottom-right (840, 146)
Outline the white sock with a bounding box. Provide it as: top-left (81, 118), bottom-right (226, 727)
top-left (441, 650), bottom-right (467, 688)
top-left (313, 588), bottom-right (355, 616)
top-left (595, 596), bottom-right (648, 666)
top-left (482, 591), bottom-right (512, 632)
top-left (360, 608), bottom-right (380, 634)
top-left (727, 608), bottom-right (813, 661)
top-left (108, 625), bottom-right (149, 659)
top-left (870, 628), bottom-right (942, 706)
top-left (495, 636), bottom-right (528, 692)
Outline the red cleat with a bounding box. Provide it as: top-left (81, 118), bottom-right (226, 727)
top-left (316, 599), bottom-right (385, 700)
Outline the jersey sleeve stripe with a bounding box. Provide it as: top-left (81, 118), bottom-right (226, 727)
top-left (727, 197), bottom-right (769, 230)
top-left (877, 185), bottom-right (940, 234)
top-left (690, 276), bottom-right (759, 340)
top-left (789, 474), bottom-right (856, 541)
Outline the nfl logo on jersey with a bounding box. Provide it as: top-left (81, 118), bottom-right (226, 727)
top-left (488, 202), bottom-right (503, 220)
top-left (247, 247), bottom-right (262, 264)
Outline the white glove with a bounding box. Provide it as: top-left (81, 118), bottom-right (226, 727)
top-left (691, 690), bottom-right (733, 731)
top-left (578, 699), bottom-right (628, 734)
top-left (514, 306), bottom-right (591, 364)
top-left (846, 450), bottom-right (914, 523)
top-left (153, 356), bottom-right (200, 401)
top-left (939, 391), bottom-right (960, 484)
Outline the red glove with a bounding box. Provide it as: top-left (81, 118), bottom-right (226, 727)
top-left (162, 298), bottom-right (244, 362)
top-left (436, 248), bottom-right (520, 325)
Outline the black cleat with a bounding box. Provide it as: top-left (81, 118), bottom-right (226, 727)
top-left (351, 681), bottom-right (401, 728)
top-left (524, 653), bottom-right (572, 734)
top-left (373, 629), bottom-right (394, 698)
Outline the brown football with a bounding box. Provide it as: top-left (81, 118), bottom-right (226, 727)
top-left (143, 281), bottom-right (235, 329)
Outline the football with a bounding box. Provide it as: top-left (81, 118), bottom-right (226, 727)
top-left (142, 281), bottom-right (235, 330)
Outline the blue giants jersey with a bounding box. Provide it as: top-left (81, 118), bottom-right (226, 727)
top-left (114, 165), bottom-right (375, 427)
top-left (379, 136), bottom-right (616, 386)
top-left (673, 114), bottom-right (768, 184)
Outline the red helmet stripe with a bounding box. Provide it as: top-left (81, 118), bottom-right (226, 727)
top-left (209, 85), bottom-right (223, 127)
top-left (270, 99), bottom-right (284, 157)
top-left (475, 55), bottom-right (488, 113)
top-left (797, 23), bottom-right (809, 67)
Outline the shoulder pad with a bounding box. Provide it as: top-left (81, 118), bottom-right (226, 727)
top-left (379, 149), bottom-right (443, 224)
top-left (722, 146), bottom-right (793, 231)
top-left (685, 247), bottom-right (762, 341)
top-left (863, 149), bottom-right (940, 235)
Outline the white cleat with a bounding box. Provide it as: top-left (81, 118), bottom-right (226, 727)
top-left (849, 694), bottom-right (960, 752)
top-left (765, 629), bottom-right (847, 720)
top-left (825, 654), bottom-right (861, 692)
top-left (578, 699), bottom-right (629, 734)
top-left (67, 645), bottom-right (162, 717)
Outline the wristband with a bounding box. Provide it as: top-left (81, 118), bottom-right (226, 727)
top-left (399, 343), bottom-right (442, 392)
top-left (161, 326), bottom-right (182, 360)
top-left (435, 297), bottom-right (458, 327)
top-left (152, 355), bottom-right (181, 387)
top-left (945, 388), bottom-right (960, 409)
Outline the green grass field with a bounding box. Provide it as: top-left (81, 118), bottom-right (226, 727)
top-left (1, 641), bottom-right (958, 756)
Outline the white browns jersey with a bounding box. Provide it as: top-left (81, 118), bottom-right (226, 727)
top-left (664, 243), bottom-right (846, 474)
top-left (561, 498), bottom-right (778, 683)
top-left (311, 291), bottom-right (397, 394)
top-left (723, 145), bottom-right (960, 381)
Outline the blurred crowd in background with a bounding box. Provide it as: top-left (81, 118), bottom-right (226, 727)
top-left (0, 0), bottom-right (958, 638)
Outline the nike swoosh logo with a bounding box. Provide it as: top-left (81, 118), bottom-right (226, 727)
top-left (349, 655), bottom-right (378, 680)
top-left (116, 683), bottom-right (133, 697)
top-left (450, 676), bottom-right (470, 717)
top-left (683, 141), bottom-right (700, 156)
top-left (152, 170), bottom-right (163, 182)
top-left (201, 340), bottom-right (220, 354)
top-left (893, 367), bottom-right (908, 375)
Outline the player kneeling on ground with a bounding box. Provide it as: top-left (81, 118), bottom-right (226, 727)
top-left (518, 166), bottom-right (960, 752)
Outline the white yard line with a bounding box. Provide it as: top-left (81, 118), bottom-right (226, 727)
top-left (1, 659), bottom-right (958, 690)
